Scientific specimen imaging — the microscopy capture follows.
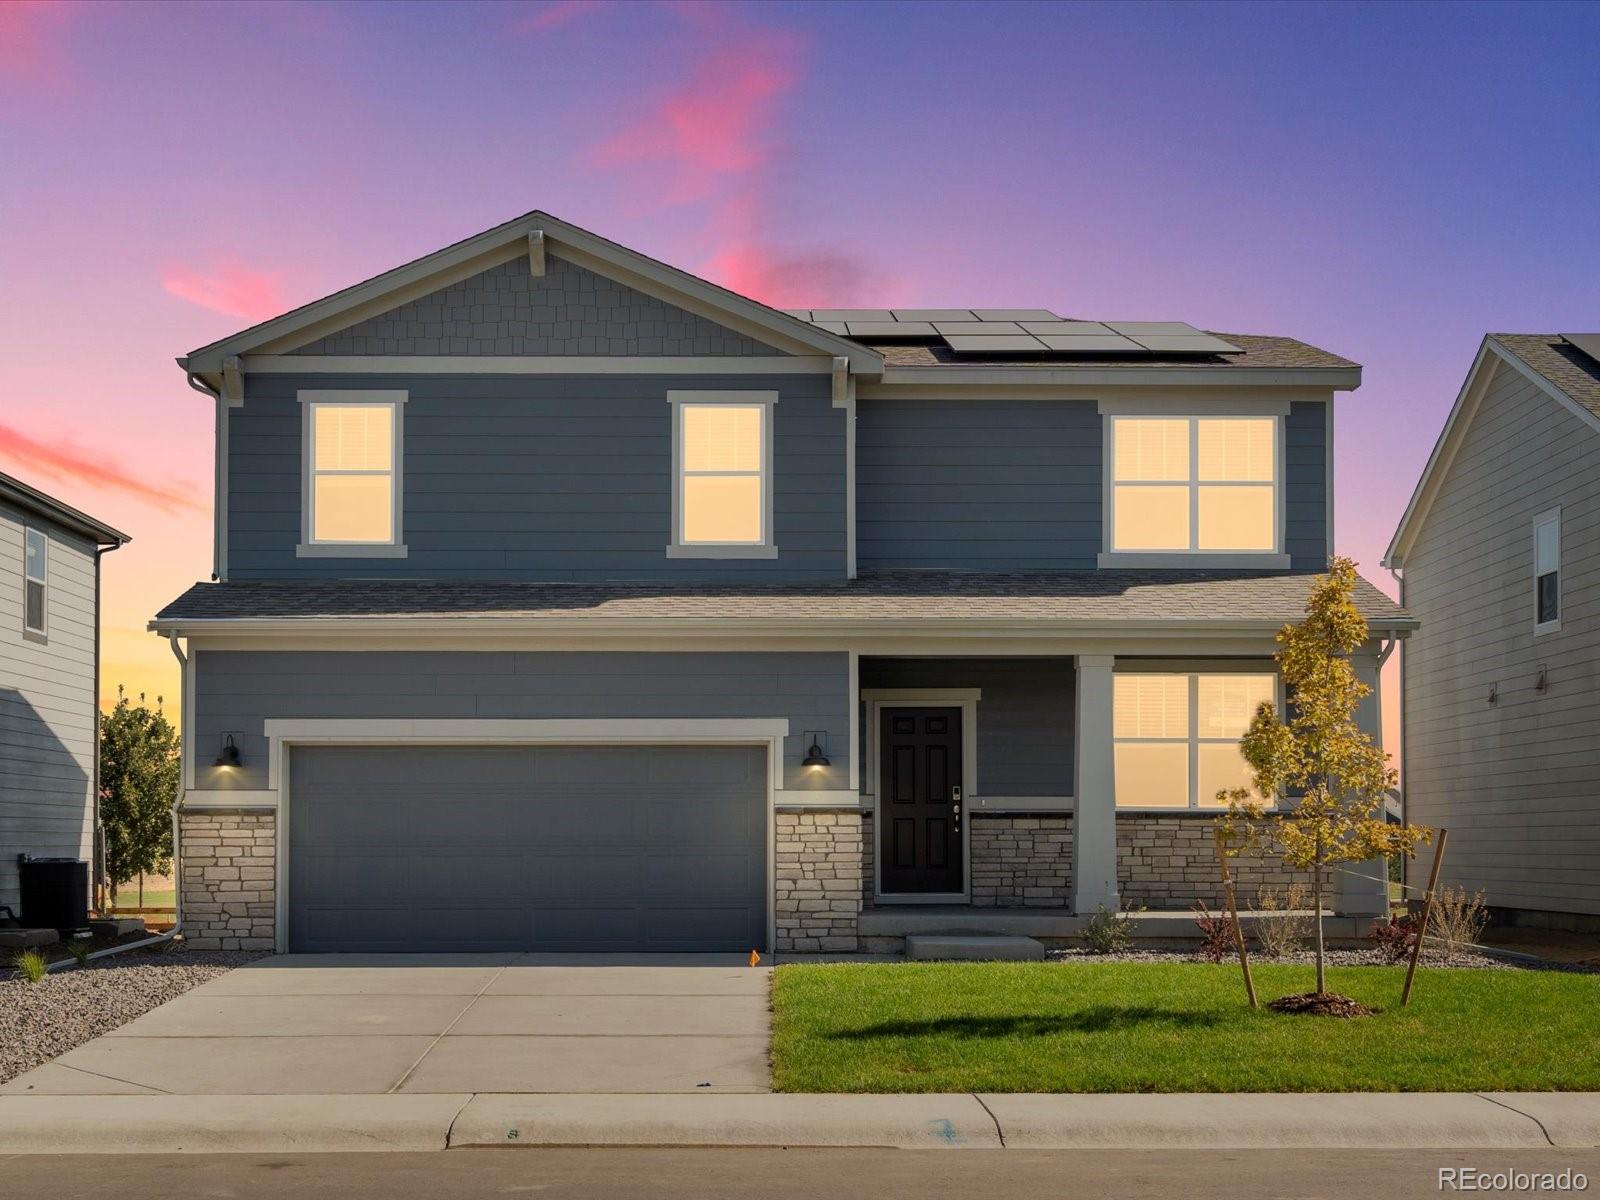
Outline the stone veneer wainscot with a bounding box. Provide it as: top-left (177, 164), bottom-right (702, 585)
top-left (774, 810), bottom-right (866, 952)
top-left (178, 810), bottom-right (276, 950)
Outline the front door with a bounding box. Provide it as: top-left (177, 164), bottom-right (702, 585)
top-left (879, 707), bottom-right (964, 895)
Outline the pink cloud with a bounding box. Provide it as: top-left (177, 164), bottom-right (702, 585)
top-left (0, 0), bottom-right (72, 89)
top-left (701, 242), bottom-right (878, 309)
top-left (513, 1), bottom-right (606, 34)
top-left (0, 422), bottom-right (204, 515)
top-left (162, 262), bottom-right (290, 323)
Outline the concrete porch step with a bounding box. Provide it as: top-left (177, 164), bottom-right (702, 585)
top-left (906, 934), bottom-right (1046, 962)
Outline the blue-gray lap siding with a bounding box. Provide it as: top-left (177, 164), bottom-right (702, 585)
top-left (190, 650), bottom-right (851, 794)
top-left (227, 373), bottom-right (845, 580)
top-left (855, 398), bottom-right (1327, 571)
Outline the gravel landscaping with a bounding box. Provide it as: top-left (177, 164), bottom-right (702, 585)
top-left (0, 944), bottom-right (267, 1084)
top-left (1047, 946), bottom-right (1519, 969)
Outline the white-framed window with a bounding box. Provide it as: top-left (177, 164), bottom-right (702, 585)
top-left (1106, 415), bottom-right (1282, 557)
top-left (22, 526), bottom-right (47, 637)
top-left (667, 391), bottom-right (777, 558)
top-left (1534, 506), bottom-right (1561, 634)
top-left (297, 391), bottom-right (407, 557)
top-left (1113, 671), bottom-right (1279, 809)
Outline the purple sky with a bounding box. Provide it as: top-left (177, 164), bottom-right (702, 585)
top-left (3, 0), bottom-right (1598, 754)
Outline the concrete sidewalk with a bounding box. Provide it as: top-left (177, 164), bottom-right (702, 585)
top-left (0, 1091), bottom-right (1595, 1154)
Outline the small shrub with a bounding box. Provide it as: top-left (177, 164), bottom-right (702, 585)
top-left (1254, 883), bottom-right (1314, 958)
top-left (1191, 901), bottom-right (1235, 963)
top-left (1429, 886), bottom-right (1489, 954)
top-left (67, 938), bottom-right (96, 968)
top-left (11, 948), bottom-right (49, 983)
top-left (1368, 914), bottom-right (1418, 964)
top-left (1081, 903), bottom-right (1135, 955)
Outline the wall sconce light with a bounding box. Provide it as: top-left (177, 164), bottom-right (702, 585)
top-left (1487, 685), bottom-right (1498, 706)
top-left (214, 734), bottom-right (243, 768)
top-left (801, 732), bottom-right (831, 769)
top-left (1535, 665), bottom-right (1550, 694)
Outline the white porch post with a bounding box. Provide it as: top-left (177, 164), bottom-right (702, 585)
top-left (1338, 651), bottom-right (1390, 916)
top-left (1073, 654), bottom-right (1119, 914)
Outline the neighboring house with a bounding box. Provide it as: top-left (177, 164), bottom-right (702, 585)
top-left (1386, 333), bottom-right (1600, 932)
top-left (152, 211), bottom-right (1409, 953)
top-left (1, 472), bottom-right (129, 916)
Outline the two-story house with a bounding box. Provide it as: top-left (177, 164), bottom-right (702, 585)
top-left (152, 212), bottom-right (1409, 954)
top-left (3, 471), bottom-right (128, 919)
top-left (1386, 333), bottom-right (1600, 933)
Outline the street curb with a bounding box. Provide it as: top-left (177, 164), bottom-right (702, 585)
top-left (0, 1092), bottom-right (1594, 1154)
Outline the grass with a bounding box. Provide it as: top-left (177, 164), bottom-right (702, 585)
top-left (771, 961), bottom-right (1600, 1093)
top-left (9, 948), bottom-right (49, 983)
top-left (110, 887), bottom-right (175, 912)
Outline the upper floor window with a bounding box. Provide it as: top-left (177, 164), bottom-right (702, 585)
top-left (1113, 671), bottom-right (1278, 809)
top-left (1534, 507), bottom-right (1561, 634)
top-left (1107, 416), bottom-right (1281, 555)
top-left (298, 392), bottom-right (407, 557)
top-left (668, 392), bottom-right (777, 559)
top-left (23, 527), bottom-right (47, 637)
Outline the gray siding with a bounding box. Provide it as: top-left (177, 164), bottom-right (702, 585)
top-left (1404, 361), bottom-right (1600, 917)
top-left (856, 398), bottom-right (1328, 572)
top-left (228, 372), bottom-right (846, 580)
top-left (292, 256), bottom-right (780, 357)
top-left (859, 657), bottom-right (1076, 801)
top-left (0, 499), bottom-right (96, 912)
top-left (191, 650), bottom-right (850, 794)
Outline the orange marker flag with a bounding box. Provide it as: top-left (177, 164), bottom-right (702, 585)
top-left (749, 950), bottom-right (761, 967)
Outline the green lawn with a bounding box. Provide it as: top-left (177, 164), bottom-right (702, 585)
top-left (771, 961), bottom-right (1600, 1093)
top-left (110, 887), bottom-right (174, 911)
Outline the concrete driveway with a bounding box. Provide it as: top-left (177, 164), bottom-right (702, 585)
top-left (3, 954), bottom-right (771, 1096)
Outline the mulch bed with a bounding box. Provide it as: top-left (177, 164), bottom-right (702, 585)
top-left (1267, 991), bottom-right (1376, 1018)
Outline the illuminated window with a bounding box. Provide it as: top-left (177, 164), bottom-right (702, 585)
top-left (1114, 672), bottom-right (1277, 808)
top-left (23, 527), bottom-right (47, 636)
top-left (1110, 416), bottom-right (1278, 553)
top-left (300, 394), bottom-right (404, 553)
top-left (670, 393), bottom-right (776, 556)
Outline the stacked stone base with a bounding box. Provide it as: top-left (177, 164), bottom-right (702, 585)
top-left (1117, 814), bottom-right (1303, 910)
top-left (774, 810), bottom-right (866, 952)
top-left (178, 810), bottom-right (277, 950)
top-left (971, 815), bottom-right (1073, 907)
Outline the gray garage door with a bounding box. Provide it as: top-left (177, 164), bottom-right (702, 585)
top-left (287, 744), bottom-right (767, 953)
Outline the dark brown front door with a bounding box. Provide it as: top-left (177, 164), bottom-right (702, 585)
top-left (879, 707), bottom-right (964, 894)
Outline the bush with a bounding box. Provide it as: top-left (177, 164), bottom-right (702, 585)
top-left (67, 938), bottom-right (96, 969)
top-left (1367, 914), bottom-right (1418, 964)
top-left (1254, 883), bottom-right (1314, 958)
top-left (1081, 903), bottom-right (1136, 955)
top-left (11, 948), bottom-right (49, 983)
top-left (1430, 886), bottom-right (1489, 954)
top-left (1191, 901), bottom-right (1235, 963)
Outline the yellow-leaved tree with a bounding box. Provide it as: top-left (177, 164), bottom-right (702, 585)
top-left (1216, 557), bottom-right (1430, 1000)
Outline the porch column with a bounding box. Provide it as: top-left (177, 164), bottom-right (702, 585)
top-left (1338, 652), bottom-right (1390, 916)
top-left (1073, 654), bottom-right (1119, 914)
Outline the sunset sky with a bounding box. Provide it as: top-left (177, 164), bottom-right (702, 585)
top-left (3, 0), bottom-right (1598, 757)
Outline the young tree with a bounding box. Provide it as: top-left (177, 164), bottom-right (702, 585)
top-left (100, 687), bottom-right (181, 905)
top-left (1216, 557), bottom-right (1430, 1000)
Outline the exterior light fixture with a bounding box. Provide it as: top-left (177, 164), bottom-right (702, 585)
top-left (801, 734), bottom-right (830, 769)
top-left (214, 734), bottom-right (243, 768)
top-left (1535, 665), bottom-right (1550, 694)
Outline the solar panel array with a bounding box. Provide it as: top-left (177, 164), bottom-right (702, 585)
top-left (783, 309), bottom-right (1243, 357)
top-left (1561, 333), bottom-right (1600, 368)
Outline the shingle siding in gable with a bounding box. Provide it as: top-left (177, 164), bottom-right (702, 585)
top-left (290, 256), bottom-right (782, 357)
top-left (1403, 362), bottom-right (1600, 918)
top-left (227, 372), bottom-right (846, 581)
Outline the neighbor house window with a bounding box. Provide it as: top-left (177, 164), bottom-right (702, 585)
top-left (669, 392), bottom-right (776, 557)
top-left (23, 527), bottom-right (46, 636)
top-left (1534, 507), bottom-right (1561, 633)
top-left (1109, 416), bottom-right (1279, 553)
top-left (1113, 672), bottom-right (1278, 808)
top-left (299, 392), bottom-right (405, 555)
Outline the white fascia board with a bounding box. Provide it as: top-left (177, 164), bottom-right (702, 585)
top-left (180, 211), bottom-right (882, 376)
top-left (870, 366), bottom-right (1361, 391)
top-left (246, 355), bottom-right (832, 375)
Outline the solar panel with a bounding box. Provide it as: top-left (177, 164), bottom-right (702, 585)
top-left (932, 321), bottom-right (1026, 335)
top-left (970, 309), bottom-right (1058, 322)
top-left (781, 309), bottom-right (813, 321)
top-left (811, 321), bottom-right (850, 335)
top-left (942, 335), bottom-right (1047, 354)
top-left (890, 309), bottom-right (976, 322)
top-left (1020, 321), bottom-right (1115, 335)
top-left (1561, 333), bottom-right (1600, 366)
top-left (1128, 333), bottom-right (1243, 354)
top-left (1035, 334), bottom-right (1145, 353)
top-left (808, 309), bottom-right (895, 322)
top-left (1103, 321), bottom-right (1203, 335)
top-left (845, 321), bottom-right (938, 338)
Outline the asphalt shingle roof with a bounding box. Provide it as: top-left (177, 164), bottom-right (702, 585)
top-left (154, 570), bottom-right (1410, 628)
top-left (1493, 334), bottom-right (1600, 420)
top-left (873, 333), bottom-right (1357, 372)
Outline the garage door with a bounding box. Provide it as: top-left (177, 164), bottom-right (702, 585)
top-left (286, 744), bottom-right (768, 953)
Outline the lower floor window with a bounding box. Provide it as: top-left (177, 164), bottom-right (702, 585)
top-left (1113, 672), bottom-right (1277, 808)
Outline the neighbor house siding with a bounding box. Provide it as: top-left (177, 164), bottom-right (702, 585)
top-left (227, 372), bottom-right (846, 580)
top-left (855, 398), bottom-right (1327, 571)
top-left (0, 500), bottom-right (97, 913)
top-left (189, 650), bottom-right (851, 795)
top-left (1404, 360), bottom-right (1600, 918)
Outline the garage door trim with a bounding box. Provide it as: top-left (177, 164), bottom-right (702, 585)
top-left (264, 718), bottom-right (789, 954)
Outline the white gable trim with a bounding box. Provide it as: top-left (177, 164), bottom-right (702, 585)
top-left (1384, 337), bottom-right (1600, 568)
top-left (179, 211), bottom-right (882, 378)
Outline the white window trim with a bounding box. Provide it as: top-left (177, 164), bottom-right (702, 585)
top-left (22, 525), bottom-right (47, 640)
top-left (1112, 666), bottom-right (1282, 812)
top-left (1534, 505), bottom-right (1561, 636)
top-left (1098, 413), bottom-right (1289, 569)
top-left (667, 391), bottom-right (778, 559)
top-left (297, 390), bottom-right (408, 558)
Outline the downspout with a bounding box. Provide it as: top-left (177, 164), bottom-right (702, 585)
top-left (91, 539), bottom-right (124, 914)
top-left (186, 371), bottom-right (224, 581)
top-left (162, 630), bottom-right (189, 942)
top-left (1387, 563), bottom-right (1409, 888)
